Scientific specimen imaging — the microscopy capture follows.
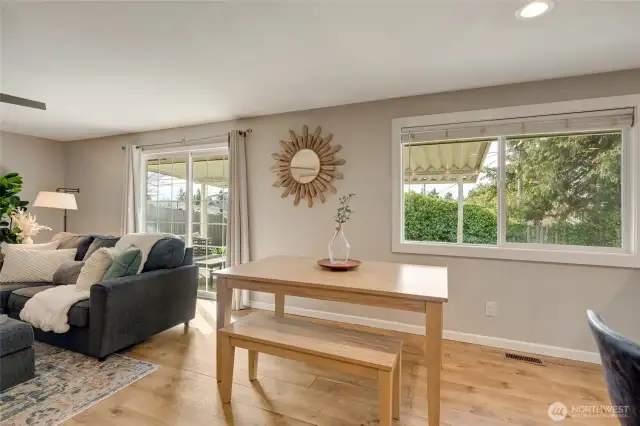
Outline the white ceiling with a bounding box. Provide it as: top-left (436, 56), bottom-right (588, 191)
top-left (1, 1), bottom-right (640, 142)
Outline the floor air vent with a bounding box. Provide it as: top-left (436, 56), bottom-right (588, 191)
top-left (505, 352), bottom-right (544, 365)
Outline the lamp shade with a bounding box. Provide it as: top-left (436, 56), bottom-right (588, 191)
top-left (33, 191), bottom-right (78, 210)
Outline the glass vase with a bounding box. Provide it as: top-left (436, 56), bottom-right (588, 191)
top-left (329, 226), bottom-right (350, 265)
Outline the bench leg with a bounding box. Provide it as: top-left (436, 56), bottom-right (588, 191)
top-left (378, 370), bottom-right (393, 426)
top-left (218, 333), bottom-right (235, 403)
top-left (393, 351), bottom-right (401, 420)
top-left (248, 350), bottom-right (259, 381)
top-left (275, 292), bottom-right (285, 317)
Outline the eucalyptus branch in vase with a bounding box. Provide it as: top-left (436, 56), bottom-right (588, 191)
top-left (334, 193), bottom-right (355, 228)
top-left (329, 193), bottom-right (355, 265)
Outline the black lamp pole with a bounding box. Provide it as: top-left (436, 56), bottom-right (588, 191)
top-left (56, 188), bottom-right (80, 232)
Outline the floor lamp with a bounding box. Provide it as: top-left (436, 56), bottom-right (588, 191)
top-left (33, 188), bottom-right (79, 232)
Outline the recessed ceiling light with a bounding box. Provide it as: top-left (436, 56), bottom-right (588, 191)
top-left (516, 0), bottom-right (555, 20)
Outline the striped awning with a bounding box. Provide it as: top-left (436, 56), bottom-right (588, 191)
top-left (403, 140), bottom-right (491, 184)
top-left (147, 156), bottom-right (228, 187)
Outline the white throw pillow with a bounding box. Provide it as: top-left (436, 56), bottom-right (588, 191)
top-left (76, 247), bottom-right (119, 291)
top-left (0, 248), bottom-right (77, 282)
top-left (5, 241), bottom-right (60, 252)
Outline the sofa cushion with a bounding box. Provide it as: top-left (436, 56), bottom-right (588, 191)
top-left (0, 317), bottom-right (34, 357)
top-left (52, 261), bottom-right (85, 285)
top-left (52, 233), bottom-right (96, 261)
top-left (142, 237), bottom-right (186, 272)
top-left (0, 282), bottom-right (50, 314)
top-left (83, 236), bottom-right (120, 261)
top-left (8, 286), bottom-right (90, 328)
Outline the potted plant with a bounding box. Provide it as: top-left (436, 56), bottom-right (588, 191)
top-left (329, 193), bottom-right (355, 265)
top-left (0, 173), bottom-right (29, 258)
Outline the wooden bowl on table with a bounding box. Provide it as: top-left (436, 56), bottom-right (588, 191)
top-left (317, 259), bottom-right (361, 271)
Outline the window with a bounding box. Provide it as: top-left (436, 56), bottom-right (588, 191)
top-left (504, 132), bottom-right (621, 248)
top-left (143, 142), bottom-right (229, 298)
top-left (392, 97), bottom-right (639, 267)
top-left (404, 138), bottom-right (498, 245)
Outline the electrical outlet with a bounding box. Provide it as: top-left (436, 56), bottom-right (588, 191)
top-left (486, 301), bottom-right (498, 317)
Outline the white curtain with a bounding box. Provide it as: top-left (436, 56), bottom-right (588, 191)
top-left (227, 130), bottom-right (250, 310)
top-left (121, 145), bottom-right (142, 235)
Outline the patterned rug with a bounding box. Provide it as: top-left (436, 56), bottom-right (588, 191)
top-left (0, 342), bottom-right (158, 426)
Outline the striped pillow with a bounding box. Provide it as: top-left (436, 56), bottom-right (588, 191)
top-left (5, 241), bottom-right (60, 252)
top-left (0, 248), bottom-right (77, 282)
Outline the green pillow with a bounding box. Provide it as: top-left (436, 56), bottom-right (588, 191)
top-left (103, 247), bottom-right (142, 280)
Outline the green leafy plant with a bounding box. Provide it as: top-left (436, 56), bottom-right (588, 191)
top-left (0, 173), bottom-right (29, 244)
top-left (334, 193), bottom-right (355, 226)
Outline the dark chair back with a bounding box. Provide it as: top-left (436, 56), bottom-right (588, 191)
top-left (182, 247), bottom-right (194, 266)
top-left (587, 310), bottom-right (640, 425)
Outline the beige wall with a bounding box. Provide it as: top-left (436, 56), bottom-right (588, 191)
top-left (1, 131), bottom-right (66, 241)
top-left (64, 69), bottom-right (640, 353)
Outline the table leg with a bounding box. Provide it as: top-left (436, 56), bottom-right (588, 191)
top-left (275, 292), bottom-right (285, 317)
top-left (248, 350), bottom-right (259, 381)
top-left (216, 277), bottom-right (232, 382)
top-left (426, 302), bottom-right (443, 426)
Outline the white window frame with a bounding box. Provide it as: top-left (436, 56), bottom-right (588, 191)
top-left (391, 95), bottom-right (640, 268)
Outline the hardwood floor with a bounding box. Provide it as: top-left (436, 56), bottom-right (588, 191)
top-left (65, 300), bottom-right (615, 426)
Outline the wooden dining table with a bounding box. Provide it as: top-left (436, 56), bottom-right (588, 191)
top-left (214, 255), bottom-right (449, 426)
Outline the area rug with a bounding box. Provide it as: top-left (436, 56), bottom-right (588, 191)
top-left (0, 342), bottom-right (159, 426)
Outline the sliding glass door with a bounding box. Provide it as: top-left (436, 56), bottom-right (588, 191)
top-left (191, 154), bottom-right (229, 296)
top-left (143, 146), bottom-right (229, 299)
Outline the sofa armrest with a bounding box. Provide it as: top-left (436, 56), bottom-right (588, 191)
top-left (89, 265), bottom-right (198, 357)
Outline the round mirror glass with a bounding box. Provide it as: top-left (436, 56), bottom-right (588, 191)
top-left (290, 149), bottom-right (320, 184)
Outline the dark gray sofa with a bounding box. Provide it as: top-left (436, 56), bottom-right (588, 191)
top-left (1, 237), bottom-right (198, 359)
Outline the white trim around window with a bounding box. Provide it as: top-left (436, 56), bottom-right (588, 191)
top-left (391, 95), bottom-right (640, 268)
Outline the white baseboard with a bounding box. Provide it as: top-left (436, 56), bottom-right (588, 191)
top-left (249, 301), bottom-right (601, 364)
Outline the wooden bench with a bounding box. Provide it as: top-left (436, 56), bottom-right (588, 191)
top-left (218, 312), bottom-right (403, 426)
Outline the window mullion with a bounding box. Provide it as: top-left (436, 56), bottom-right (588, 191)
top-left (497, 136), bottom-right (507, 246)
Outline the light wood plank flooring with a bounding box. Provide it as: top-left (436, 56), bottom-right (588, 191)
top-left (65, 300), bottom-right (615, 426)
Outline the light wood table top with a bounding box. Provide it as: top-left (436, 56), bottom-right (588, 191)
top-left (215, 255), bottom-right (448, 302)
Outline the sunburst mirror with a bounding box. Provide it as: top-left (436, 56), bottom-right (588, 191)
top-left (271, 125), bottom-right (345, 207)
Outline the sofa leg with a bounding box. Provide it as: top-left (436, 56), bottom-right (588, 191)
top-left (184, 321), bottom-right (190, 332)
top-left (98, 356), bottom-right (107, 362)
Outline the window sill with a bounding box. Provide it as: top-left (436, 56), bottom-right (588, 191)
top-left (392, 241), bottom-right (639, 268)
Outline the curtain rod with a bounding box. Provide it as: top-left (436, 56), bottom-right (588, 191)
top-left (120, 128), bottom-right (252, 150)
